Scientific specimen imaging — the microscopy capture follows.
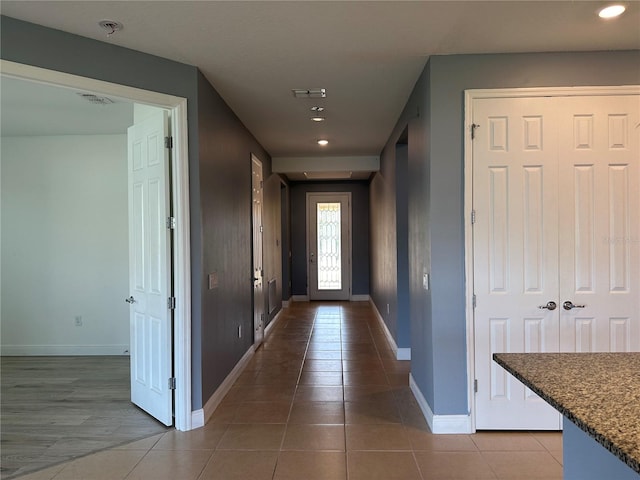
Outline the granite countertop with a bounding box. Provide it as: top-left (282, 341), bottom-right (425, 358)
top-left (493, 352), bottom-right (640, 474)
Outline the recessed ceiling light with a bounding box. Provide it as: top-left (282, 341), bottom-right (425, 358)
top-left (317, 139), bottom-right (329, 146)
top-left (598, 4), bottom-right (626, 18)
top-left (311, 116), bottom-right (326, 122)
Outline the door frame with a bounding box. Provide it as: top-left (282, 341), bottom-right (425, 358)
top-left (306, 191), bottom-right (352, 300)
top-left (251, 154), bottom-right (265, 347)
top-left (464, 85), bottom-right (640, 432)
top-left (1, 59), bottom-right (193, 431)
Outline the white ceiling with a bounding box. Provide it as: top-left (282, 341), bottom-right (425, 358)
top-left (1, 1), bottom-right (639, 158)
top-left (1, 77), bottom-right (134, 136)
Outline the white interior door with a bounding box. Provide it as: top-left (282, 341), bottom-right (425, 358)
top-left (558, 95), bottom-right (640, 353)
top-left (308, 192), bottom-right (351, 301)
top-left (473, 91), bottom-right (640, 430)
top-left (473, 97), bottom-right (561, 430)
top-left (127, 110), bottom-right (173, 426)
top-left (252, 155), bottom-right (265, 346)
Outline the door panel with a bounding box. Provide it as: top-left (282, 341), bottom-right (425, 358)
top-left (308, 193), bottom-right (351, 301)
top-left (473, 97), bottom-right (560, 430)
top-left (558, 95), bottom-right (640, 353)
top-left (252, 155), bottom-right (265, 346)
top-left (127, 110), bottom-right (173, 426)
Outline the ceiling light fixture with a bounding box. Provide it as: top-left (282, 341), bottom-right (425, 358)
top-left (310, 106), bottom-right (325, 112)
top-left (311, 116), bottom-right (326, 122)
top-left (292, 88), bottom-right (327, 98)
top-left (317, 139), bottom-right (329, 146)
top-left (598, 4), bottom-right (626, 18)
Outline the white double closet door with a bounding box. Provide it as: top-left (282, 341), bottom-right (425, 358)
top-left (473, 91), bottom-right (640, 430)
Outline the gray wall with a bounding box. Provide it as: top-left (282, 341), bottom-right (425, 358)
top-left (369, 138), bottom-right (410, 349)
top-left (197, 72), bottom-right (275, 403)
top-left (290, 181), bottom-right (369, 297)
top-left (1, 16), bottom-right (281, 411)
top-left (381, 50), bottom-right (640, 416)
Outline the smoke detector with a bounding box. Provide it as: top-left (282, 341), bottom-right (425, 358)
top-left (77, 93), bottom-right (115, 105)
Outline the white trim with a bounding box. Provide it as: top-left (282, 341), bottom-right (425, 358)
top-left (369, 298), bottom-right (411, 360)
top-left (410, 374), bottom-right (472, 434)
top-left (265, 308), bottom-right (284, 338)
top-left (191, 409), bottom-right (205, 429)
top-left (350, 294), bottom-right (370, 302)
top-left (201, 346), bottom-right (255, 426)
top-left (306, 192), bottom-right (352, 301)
top-left (0, 345), bottom-right (129, 356)
top-left (1, 60), bottom-right (193, 431)
top-left (292, 295), bottom-right (310, 302)
top-left (466, 86), bottom-right (640, 99)
top-left (463, 85), bottom-right (640, 434)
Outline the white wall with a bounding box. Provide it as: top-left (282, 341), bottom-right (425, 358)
top-left (1, 135), bottom-right (129, 355)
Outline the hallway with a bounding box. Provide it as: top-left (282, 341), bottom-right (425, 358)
top-left (19, 302), bottom-right (562, 479)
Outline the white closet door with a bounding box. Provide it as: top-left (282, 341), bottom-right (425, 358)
top-left (558, 95), bottom-right (640, 353)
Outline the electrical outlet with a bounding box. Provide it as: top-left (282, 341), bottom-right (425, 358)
top-left (74, 316), bottom-right (83, 326)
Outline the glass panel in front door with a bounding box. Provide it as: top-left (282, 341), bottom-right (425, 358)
top-left (317, 202), bottom-right (342, 290)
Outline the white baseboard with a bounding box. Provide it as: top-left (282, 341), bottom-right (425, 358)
top-left (201, 345), bottom-right (255, 426)
top-left (292, 295), bottom-right (309, 302)
top-left (368, 299), bottom-right (411, 361)
top-left (191, 409), bottom-right (205, 429)
top-left (0, 344), bottom-right (129, 356)
top-left (350, 294), bottom-right (370, 302)
top-left (409, 373), bottom-right (472, 434)
top-left (265, 308), bottom-right (284, 338)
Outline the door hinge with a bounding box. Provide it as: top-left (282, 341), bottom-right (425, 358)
top-left (259, 225), bottom-right (263, 233)
top-left (260, 180), bottom-right (263, 189)
top-left (471, 210), bottom-right (476, 224)
top-left (472, 294), bottom-right (477, 309)
top-left (167, 216), bottom-right (176, 230)
top-left (471, 123), bottom-right (480, 140)
top-left (165, 136), bottom-right (173, 149)
top-left (168, 377), bottom-right (176, 390)
top-left (168, 297), bottom-right (176, 310)
top-left (474, 379), bottom-right (478, 393)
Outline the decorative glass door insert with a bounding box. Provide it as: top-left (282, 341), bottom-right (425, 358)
top-left (317, 202), bottom-right (342, 290)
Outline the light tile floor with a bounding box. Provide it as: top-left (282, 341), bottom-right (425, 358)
top-left (16, 302), bottom-right (563, 479)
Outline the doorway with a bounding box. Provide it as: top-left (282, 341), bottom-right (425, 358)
top-left (252, 154), bottom-right (265, 346)
top-left (466, 87), bottom-right (640, 430)
top-left (0, 60), bottom-right (192, 431)
top-left (307, 192), bottom-right (352, 301)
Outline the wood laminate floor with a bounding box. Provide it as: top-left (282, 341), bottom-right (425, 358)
top-left (0, 356), bottom-right (169, 479)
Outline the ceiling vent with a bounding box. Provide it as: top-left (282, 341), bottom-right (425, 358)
top-left (292, 88), bottom-right (326, 98)
top-left (77, 93), bottom-right (115, 105)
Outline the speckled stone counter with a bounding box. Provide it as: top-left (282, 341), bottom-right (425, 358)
top-left (493, 353), bottom-right (640, 476)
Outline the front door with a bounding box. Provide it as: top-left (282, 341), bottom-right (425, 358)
top-left (252, 155), bottom-right (265, 347)
top-left (308, 192), bottom-right (351, 301)
top-left (127, 110), bottom-right (173, 426)
top-left (473, 91), bottom-right (640, 430)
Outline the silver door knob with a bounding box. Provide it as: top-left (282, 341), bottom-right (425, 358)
top-left (125, 296), bottom-right (136, 304)
top-left (538, 301), bottom-right (557, 311)
top-left (563, 301), bottom-right (585, 311)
